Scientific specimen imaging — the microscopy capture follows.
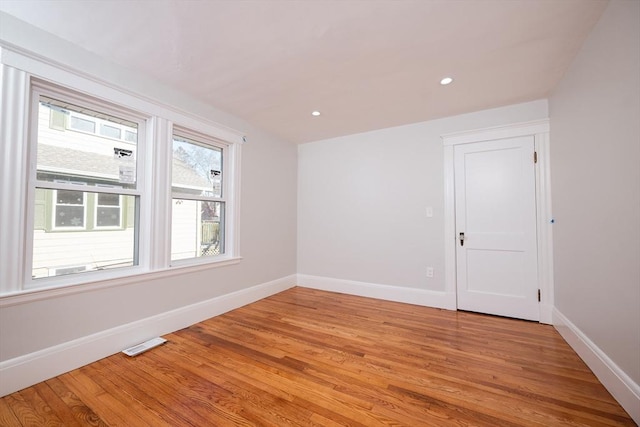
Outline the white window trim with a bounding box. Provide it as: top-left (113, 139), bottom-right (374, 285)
top-left (0, 43), bottom-right (244, 297)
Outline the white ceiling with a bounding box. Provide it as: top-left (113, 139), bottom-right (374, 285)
top-left (0, 0), bottom-right (608, 144)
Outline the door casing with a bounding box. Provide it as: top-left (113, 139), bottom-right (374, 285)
top-left (442, 119), bottom-right (554, 324)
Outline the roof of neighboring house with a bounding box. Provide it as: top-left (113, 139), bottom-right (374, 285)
top-left (37, 144), bottom-right (211, 189)
top-left (172, 159), bottom-right (214, 190)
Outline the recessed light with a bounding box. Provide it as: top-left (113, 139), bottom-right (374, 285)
top-left (440, 77), bottom-right (454, 85)
top-left (311, 111), bottom-right (321, 116)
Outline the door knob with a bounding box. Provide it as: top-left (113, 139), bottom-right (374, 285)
top-left (459, 232), bottom-right (465, 246)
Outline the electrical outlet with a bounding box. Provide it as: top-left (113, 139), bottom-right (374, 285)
top-left (426, 267), bottom-right (434, 278)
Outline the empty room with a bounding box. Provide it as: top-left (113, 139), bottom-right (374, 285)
top-left (0, 0), bottom-right (638, 426)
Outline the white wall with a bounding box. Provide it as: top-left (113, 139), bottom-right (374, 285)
top-left (549, 0), bottom-right (640, 387)
top-left (0, 14), bottom-right (297, 363)
top-left (298, 100), bottom-right (548, 294)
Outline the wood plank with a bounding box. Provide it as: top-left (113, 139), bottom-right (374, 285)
top-left (163, 331), bottom-right (432, 426)
top-left (105, 353), bottom-right (236, 427)
top-left (2, 391), bottom-right (49, 427)
top-left (30, 381), bottom-right (84, 427)
top-left (18, 386), bottom-right (67, 427)
top-left (0, 397), bottom-right (22, 427)
top-left (45, 377), bottom-right (108, 427)
top-left (145, 343), bottom-right (323, 426)
top-left (60, 368), bottom-right (151, 427)
top-left (0, 287), bottom-right (635, 426)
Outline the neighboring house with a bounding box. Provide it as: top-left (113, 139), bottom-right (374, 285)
top-left (32, 103), bottom-right (220, 278)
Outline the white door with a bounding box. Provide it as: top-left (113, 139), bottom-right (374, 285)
top-left (454, 136), bottom-right (539, 321)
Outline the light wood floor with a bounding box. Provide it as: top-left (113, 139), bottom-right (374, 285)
top-left (0, 287), bottom-right (635, 426)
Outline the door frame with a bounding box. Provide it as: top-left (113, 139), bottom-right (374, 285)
top-left (442, 119), bottom-right (554, 323)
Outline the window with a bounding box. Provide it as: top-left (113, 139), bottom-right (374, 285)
top-left (30, 89), bottom-right (143, 280)
top-left (124, 130), bottom-right (137, 142)
top-left (100, 124), bottom-right (121, 139)
top-left (0, 55), bottom-right (243, 296)
top-left (95, 193), bottom-right (122, 228)
top-left (66, 108), bottom-right (137, 144)
top-left (37, 96), bottom-right (138, 190)
top-left (69, 115), bottom-right (95, 133)
top-left (171, 132), bottom-right (225, 261)
top-left (53, 189), bottom-right (86, 229)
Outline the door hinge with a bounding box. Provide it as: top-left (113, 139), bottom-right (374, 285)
top-left (534, 151), bottom-right (538, 164)
top-left (537, 289), bottom-right (541, 302)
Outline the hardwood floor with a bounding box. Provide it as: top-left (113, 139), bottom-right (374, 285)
top-left (0, 287), bottom-right (635, 426)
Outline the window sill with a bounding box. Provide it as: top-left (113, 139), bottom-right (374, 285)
top-left (0, 256), bottom-right (243, 308)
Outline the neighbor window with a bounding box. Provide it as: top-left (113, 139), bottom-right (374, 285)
top-left (30, 90), bottom-right (143, 281)
top-left (171, 131), bottom-right (225, 261)
top-left (100, 124), bottom-right (122, 139)
top-left (95, 192), bottom-right (122, 228)
top-left (69, 115), bottom-right (95, 133)
top-left (53, 189), bottom-right (86, 229)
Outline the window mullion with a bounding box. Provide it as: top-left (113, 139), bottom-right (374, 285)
top-left (0, 64), bottom-right (30, 294)
top-left (145, 117), bottom-right (172, 270)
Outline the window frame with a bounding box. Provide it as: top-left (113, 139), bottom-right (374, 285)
top-left (24, 82), bottom-right (148, 290)
top-left (170, 126), bottom-right (229, 265)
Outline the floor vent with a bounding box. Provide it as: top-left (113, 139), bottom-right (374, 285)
top-left (122, 337), bottom-right (167, 357)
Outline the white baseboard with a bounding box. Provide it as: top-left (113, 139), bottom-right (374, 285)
top-left (553, 308), bottom-right (640, 424)
top-left (0, 274), bottom-right (296, 397)
top-left (297, 274), bottom-right (457, 310)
